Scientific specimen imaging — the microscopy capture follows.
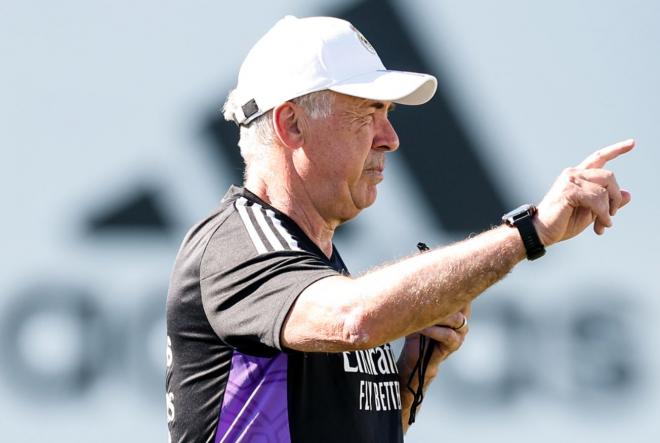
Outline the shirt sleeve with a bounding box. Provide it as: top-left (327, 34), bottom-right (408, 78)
top-left (199, 216), bottom-right (339, 356)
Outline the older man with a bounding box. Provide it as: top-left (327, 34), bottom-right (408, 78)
top-left (165, 16), bottom-right (632, 443)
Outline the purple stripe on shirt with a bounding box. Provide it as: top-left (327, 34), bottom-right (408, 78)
top-left (215, 352), bottom-right (290, 443)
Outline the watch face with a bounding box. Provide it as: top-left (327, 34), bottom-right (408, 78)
top-left (502, 204), bottom-right (534, 225)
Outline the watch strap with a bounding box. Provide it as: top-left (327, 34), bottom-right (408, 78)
top-left (502, 204), bottom-right (546, 261)
top-left (515, 214), bottom-right (546, 260)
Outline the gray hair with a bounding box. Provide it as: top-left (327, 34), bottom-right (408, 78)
top-left (221, 90), bottom-right (336, 170)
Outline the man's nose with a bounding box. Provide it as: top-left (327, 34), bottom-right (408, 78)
top-left (374, 116), bottom-right (400, 152)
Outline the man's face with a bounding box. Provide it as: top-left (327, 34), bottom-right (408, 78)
top-left (299, 92), bottom-right (400, 224)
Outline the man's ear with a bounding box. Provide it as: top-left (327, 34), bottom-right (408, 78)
top-left (272, 102), bottom-right (304, 149)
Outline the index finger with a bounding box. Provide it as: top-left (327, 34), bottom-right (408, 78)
top-left (578, 139), bottom-right (635, 169)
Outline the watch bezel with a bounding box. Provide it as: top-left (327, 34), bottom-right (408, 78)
top-left (502, 204), bottom-right (537, 226)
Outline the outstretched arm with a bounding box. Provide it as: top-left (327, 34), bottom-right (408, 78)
top-left (281, 139), bottom-right (634, 352)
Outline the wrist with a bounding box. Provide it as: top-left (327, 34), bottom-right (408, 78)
top-left (502, 204), bottom-right (546, 260)
top-left (397, 354), bottom-right (417, 385)
top-left (531, 214), bottom-right (553, 247)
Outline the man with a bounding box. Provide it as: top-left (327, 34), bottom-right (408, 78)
top-left (165, 15), bottom-right (632, 443)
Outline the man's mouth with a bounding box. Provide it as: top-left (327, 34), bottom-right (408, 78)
top-left (364, 166), bottom-right (385, 182)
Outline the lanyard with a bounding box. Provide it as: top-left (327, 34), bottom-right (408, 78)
top-left (406, 242), bottom-right (434, 425)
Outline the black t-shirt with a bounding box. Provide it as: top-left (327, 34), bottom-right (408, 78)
top-left (166, 186), bottom-right (403, 443)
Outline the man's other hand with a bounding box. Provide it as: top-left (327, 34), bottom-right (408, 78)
top-left (398, 304), bottom-right (471, 383)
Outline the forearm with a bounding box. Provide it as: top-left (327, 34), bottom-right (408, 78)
top-left (347, 225), bottom-right (525, 346)
top-left (283, 225), bottom-right (525, 351)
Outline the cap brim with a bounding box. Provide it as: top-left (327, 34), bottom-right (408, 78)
top-left (329, 70), bottom-right (437, 105)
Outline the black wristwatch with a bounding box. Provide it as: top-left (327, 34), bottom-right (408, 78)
top-left (502, 204), bottom-right (546, 260)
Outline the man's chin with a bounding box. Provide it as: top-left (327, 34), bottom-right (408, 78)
top-left (357, 186), bottom-right (378, 210)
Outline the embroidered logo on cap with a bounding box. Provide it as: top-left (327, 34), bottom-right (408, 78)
top-left (351, 25), bottom-right (376, 54)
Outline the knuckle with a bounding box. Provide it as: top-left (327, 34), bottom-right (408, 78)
top-left (566, 173), bottom-right (579, 186)
top-left (600, 206), bottom-right (610, 218)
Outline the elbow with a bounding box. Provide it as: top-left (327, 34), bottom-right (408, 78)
top-left (340, 305), bottom-right (382, 350)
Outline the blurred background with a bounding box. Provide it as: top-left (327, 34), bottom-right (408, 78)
top-left (1, 0), bottom-right (658, 441)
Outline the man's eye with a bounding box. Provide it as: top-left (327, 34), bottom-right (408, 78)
top-left (361, 114), bottom-right (375, 123)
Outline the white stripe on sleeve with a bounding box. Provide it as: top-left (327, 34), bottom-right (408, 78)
top-left (266, 208), bottom-right (300, 251)
top-left (235, 197), bottom-right (268, 254)
top-left (251, 204), bottom-right (286, 251)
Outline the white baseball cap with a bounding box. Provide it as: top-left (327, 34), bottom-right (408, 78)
top-left (226, 15), bottom-right (438, 125)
